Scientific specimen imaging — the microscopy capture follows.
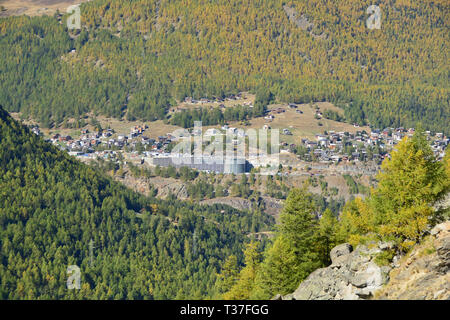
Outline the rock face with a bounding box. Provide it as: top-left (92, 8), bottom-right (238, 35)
top-left (283, 220), bottom-right (450, 300)
top-left (200, 197), bottom-right (253, 211)
top-left (375, 221), bottom-right (450, 300)
top-left (289, 243), bottom-right (392, 300)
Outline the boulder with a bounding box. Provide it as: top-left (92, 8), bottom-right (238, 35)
top-left (291, 242), bottom-right (390, 300)
top-left (430, 221), bottom-right (450, 236)
top-left (282, 294), bottom-right (294, 300)
top-left (330, 243), bottom-right (352, 265)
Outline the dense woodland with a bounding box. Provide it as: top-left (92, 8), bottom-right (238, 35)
top-left (169, 89), bottom-right (271, 128)
top-left (0, 105), bottom-right (274, 299)
top-left (0, 0), bottom-right (448, 132)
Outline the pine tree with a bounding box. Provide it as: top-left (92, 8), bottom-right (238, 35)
top-left (250, 188), bottom-right (325, 298)
top-left (316, 209), bottom-right (339, 265)
top-left (215, 255), bottom-right (239, 296)
top-left (252, 236), bottom-right (304, 298)
top-left (223, 242), bottom-right (261, 300)
top-left (371, 131), bottom-right (446, 249)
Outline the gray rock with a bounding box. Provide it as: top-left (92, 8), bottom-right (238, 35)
top-left (351, 274), bottom-right (368, 288)
top-left (430, 221), bottom-right (450, 236)
top-left (292, 242), bottom-right (390, 300)
top-left (282, 294), bottom-right (294, 300)
top-left (355, 287), bottom-right (373, 298)
top-left (330, 243), bottom-right (352, 265)
top-left (435, 236), bottom-right (450, 273)
top-left (391, 255), bottom-right (402, 268)
top-left (379, 241), bottom-right (395, 251)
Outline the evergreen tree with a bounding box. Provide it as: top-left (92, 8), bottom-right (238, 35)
top-left (223, 242), bottom-right (262, 300)
top-left (371, 132), bottom-right (446, 249)
top-left (214, 255), bottom-right (239, 296)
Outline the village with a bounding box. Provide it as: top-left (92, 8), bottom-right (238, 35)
top-left (291, 127), bottom-right (448, 164)
top-left (28, 105), bottom-right (449, 174)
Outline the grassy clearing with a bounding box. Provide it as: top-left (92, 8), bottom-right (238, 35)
top-left (0, 0), bottom-right (87, 17)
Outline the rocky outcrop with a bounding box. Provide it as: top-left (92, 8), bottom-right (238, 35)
top-left (285, 242), bottom-right (392, 300)
top-left (201, 196), bottom-right (283, 218)
top-left (261, 197), bottom-right (284, 219)
top-left (374, 221), bottom-right (450, 300)
top-left (117, 174), bottom-right (189, 199)
top-left (200, 197), bottom-right (253, 211)
top-left (279, 221), bottom-right (450, 300)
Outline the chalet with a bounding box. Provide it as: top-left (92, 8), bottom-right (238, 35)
top-left (305, 141), bottom-right (317, 149)
top-left (316, 135), bottom-right (328, 146)
top-left (393, 132), bottom-right (403, 141)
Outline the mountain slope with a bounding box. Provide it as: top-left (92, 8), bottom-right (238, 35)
top-left (0, 0), bottom-right (448, 132)
top-left (0, 105), bottom-right (272, 299)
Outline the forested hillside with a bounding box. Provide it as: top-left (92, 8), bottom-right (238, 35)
top-left (0, 0), bottom-right (448, 132)
top-left (0, 105), bottom-right (273, 299)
